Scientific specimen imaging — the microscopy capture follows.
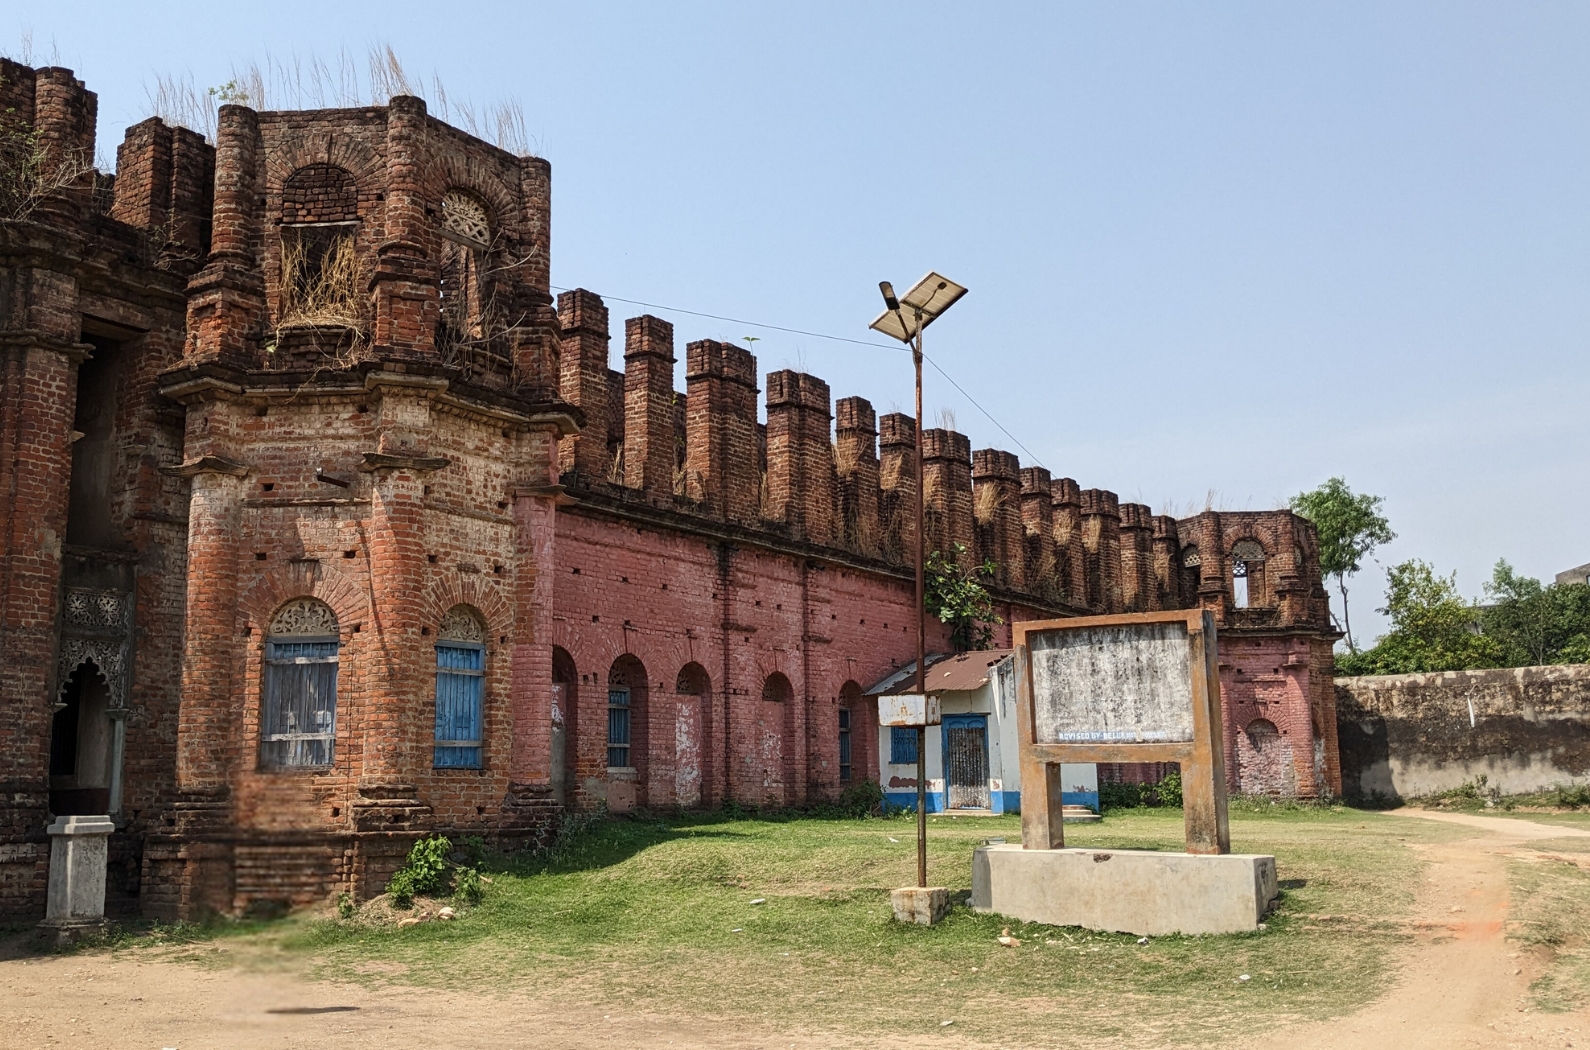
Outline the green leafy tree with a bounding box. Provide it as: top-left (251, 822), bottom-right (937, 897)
top-left (1480, 560), bottom-right (1590, 667)
top-left (924, 543), bottom-right (1002, 652)
top-left (1337, 560), bottom-right (1499, 675)
top-left (1290, 478), bottom-right (1396, 652)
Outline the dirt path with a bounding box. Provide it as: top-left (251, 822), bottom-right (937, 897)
top-left (1255, 809), bottom-right (1590, 1050)
top-left (1, 810), bottom-right (1586, 1049)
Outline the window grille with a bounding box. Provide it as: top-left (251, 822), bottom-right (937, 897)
top-left (608, 687), bottom-right (632, 769)
top-left (890, 726), bottom-right (919, 765)
top-left (838, 708), bottom-right (853, 783)
top-left (261, 599), bottom-right (339, 768)
top-left (440, 190), bottom-right (491, 247)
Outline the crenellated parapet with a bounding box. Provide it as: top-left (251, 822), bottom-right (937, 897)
top-left (168, 95), bottom-right (561, 401)
top-left (549, 289), bottom-right (1335, 633)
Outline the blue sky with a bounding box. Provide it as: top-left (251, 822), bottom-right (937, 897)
top-left (13, 2), bottom-right (1589, 643)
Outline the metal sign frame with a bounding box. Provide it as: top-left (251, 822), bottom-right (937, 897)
top-left (1013, 609), bottom-right (1230, 855)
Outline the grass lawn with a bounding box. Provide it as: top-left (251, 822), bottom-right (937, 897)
top-left (123, 805), bottom-right (1469, 1046)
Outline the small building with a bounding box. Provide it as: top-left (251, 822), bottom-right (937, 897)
top-left (865, 651), bottom-right (1099, 814)
top-left (1556, 562), bottom-right (1590, 587)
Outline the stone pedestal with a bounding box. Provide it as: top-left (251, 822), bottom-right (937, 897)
top-left (37, 815), bottom-right (115, 944)
top-left (890, 886), bottom-right (951, 926)
top-left (972, 844), bottom-right (1277, 936)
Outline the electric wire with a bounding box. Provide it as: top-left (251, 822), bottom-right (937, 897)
top-left (547, 283), bottom-right (1049, 470)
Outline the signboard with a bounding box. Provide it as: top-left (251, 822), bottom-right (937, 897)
top-left (1013, 610), bottom-right (1229, 856)
top-left (878, 693), bottom-right (941, 727)
top-left (1029, 620), bottom-right (1194, 744)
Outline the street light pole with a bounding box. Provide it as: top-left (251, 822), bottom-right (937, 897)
top-left (871, 274), bottom-right (967, 896)
top-left (912, 309), bottom-right (927, 889)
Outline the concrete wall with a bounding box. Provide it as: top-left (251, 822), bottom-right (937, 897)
top-left (1336, 664), bottom-right (1590, 800)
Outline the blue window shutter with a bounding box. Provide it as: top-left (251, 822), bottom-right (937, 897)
top-left (434, 644), bottom-right (484, 768)
top-left (890, 726), bottom-right (918, 765)
top-left (607, 687), bottom-right (631, 768)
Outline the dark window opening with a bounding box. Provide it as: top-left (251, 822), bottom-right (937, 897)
top-left (838, 708), bottom-right (853, 783)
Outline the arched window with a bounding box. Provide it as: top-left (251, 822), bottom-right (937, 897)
top-left (838, 681), bottom-right (863, 784)
top-left (676, 663), bottom-right (710, 696)
top-left (261, 598), bottom-right (340, 768)
top-left (608, 656), bottom-right (648, 772)
top-left (278, 165), bottom-right (361, 330)
top-left (761, 673), bottom-right (792, 703)
top-left (1180, 545), bottom-right (1201, 604)
top-left (434, 605), bottom-right (486, 768)
top-left (1231, 539), bottom-right (1267, 609)
top-left (437, 189), bottom-right (491, 363)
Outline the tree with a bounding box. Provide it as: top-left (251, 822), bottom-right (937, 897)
top-left (1336, 560), bottom-right (1499, 675)
top-left (1290, 478), bottom-right (1395, 652)
top-left (924, 543), bottom-right (1002, 652)
top-left (1480, 560), bottom-right (1590, 668)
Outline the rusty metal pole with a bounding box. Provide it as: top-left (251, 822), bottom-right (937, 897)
top-left (913, 310), bottom-right (927, 889)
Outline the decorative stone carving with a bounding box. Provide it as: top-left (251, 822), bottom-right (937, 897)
top-left (441, 190), bottom-right (490, 248)
top-left (439, 605), bottom-right (485, 643)
top-left (64, 589), bottom-right (128, 629)
top-left (1231, 539), bottom-right (1266, 565)
top-left (57, 588), bottom-right (133, 708)
top-left (269, 598), bottom-right (339, 637)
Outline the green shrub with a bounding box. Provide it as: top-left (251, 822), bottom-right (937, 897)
top-left (1100, 772), bottom-right (1183, 812)
top-left (833, 779), bottom-right (886, 818)
top-left (1154, 770), bottom-right (1183, 807)
top-left (453, 865), bottom-right (484, 905)
top-left (387, 835), bottom-right (453, 908)
top-left (336, 892), bottom-right (356, 920)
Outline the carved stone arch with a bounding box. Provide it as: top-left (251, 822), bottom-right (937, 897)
top-left (239, 562), bottom-right (367, 637)
top-left (429, 151), bottom-right (521, 234)
top-left (1230, 538), bottom-right (1267, 564)
top-left (268, 597), bottom-right (340, 636)
top-left (438, 604), bottom-right (487, 643)
top-left (418, 575), bottom-right (512, 643)
top-left (57, 640), bottom-right (127, 708)
top-left (440, 188), bottom-right (491, 248)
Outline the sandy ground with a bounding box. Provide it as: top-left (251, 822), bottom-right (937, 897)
top-left (1254, 810), bottom-right (1590, 1050)
top-left (0, 810), bottom-right (1586, 1049)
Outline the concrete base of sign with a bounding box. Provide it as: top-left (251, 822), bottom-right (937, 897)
top-left (36, 815), bottom-right (115, 945)
top-left (971, 844), bottom-right (1277, 936)
top-left (891, 886), bottom-right (952, 925)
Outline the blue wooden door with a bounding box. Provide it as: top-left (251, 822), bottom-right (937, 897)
top-left (942, 714), bottom-right (990, 810)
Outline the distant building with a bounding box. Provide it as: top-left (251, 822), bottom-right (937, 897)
top-left (1556, 563), bottom-right (1590, 587)
top-left (865, 651), bottom-right (1099, 814)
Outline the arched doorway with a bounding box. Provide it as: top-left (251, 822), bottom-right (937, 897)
top-left (1236, 718), bottom-right (1292, 795)
top-left (552, 647), bottom-right (578, 805)
top-left (51, 661), bottom-right (115, 815)
top-left (675, 663), bottom-right (711, 807)
top-left (759, 672), bottom-right (793, 806)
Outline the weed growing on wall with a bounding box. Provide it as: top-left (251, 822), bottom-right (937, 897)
top-left (925, 543), bottom-right (1001, 652)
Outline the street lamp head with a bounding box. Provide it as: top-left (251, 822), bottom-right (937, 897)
top-left (879, 281), bottom-right (900, 312)
top-left (868, 271), bottom-right (968, 344)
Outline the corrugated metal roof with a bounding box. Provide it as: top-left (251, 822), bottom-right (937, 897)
top-left (865, 649), bottom-right (1012, 696)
